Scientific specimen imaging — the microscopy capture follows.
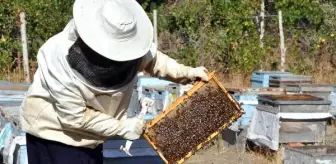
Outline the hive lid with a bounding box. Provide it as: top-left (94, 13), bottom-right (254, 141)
top-left (227, 87), bottom-right (286, 95)
top-left (258, 94), bottom-right (332, 105)
top-left (143, 72), bottom-right (244, 164)
top-left (269, 75), bottom-right (312, 81)
top-left (252, 71), bottom-right (292, 75)
top-left (285, 84), bottom-right (336, 92)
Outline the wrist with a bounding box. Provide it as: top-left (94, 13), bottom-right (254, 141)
top-left (181, 66), bottom-right (193, 78)
top-left (116, 119), bottom-right (127, 137)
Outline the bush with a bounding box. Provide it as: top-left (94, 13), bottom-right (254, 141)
top-left (1, 0), bottom-right (336, 82)
top-left (150, 0), bottom-right (336, 76)
top-left (0, 0), bottom-right (74, 76)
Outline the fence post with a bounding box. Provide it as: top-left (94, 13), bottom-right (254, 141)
top-left (259, 0), bottom-right (265, 71)
top-left (217, 132), bottom-right (224, 153)
top-left (259, 0), bottom-right (265, 48)
top-left (20, 12), bottom-right (31, 83)
top-left (153, 10), bottom-right (158, 46)
top-left (278, 10), bottom-right (286, 72)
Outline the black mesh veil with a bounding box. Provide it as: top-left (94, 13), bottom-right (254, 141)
top-left (67, 38), bottom-right (142, 89)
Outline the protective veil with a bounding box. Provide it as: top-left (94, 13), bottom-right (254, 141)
top-left (67, 38), bottom-right (142, 89)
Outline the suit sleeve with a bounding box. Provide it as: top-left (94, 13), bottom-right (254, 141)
top-left (141, 43), bottom-right (194, 82)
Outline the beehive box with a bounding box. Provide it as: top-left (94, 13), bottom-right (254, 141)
top-left (143, 72), bottom-right (244, 164)
top-left (285, 84), bottom-right (336, 101)
top-left (250, 71), bottom-right (293, 88)
top-left (269, 75), bottom-right (312, 88)
top-left (284, 146), bottom-right (336, 164)
top-left (257, 94), bottom-right (331, 144)
top-left (228, 88), bottom-right (286, 129)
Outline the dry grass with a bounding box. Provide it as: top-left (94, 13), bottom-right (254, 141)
top-left (1, 47), bottom-right (336, 86)
top-left (185, 146), bottom-right (278, 164)
top-left (217, 73), bottom-right (251, 88)
top-left (311, 60), bottom-right (336, 84)
top-left (1, 60), bottom-right (37, 83)
top-left (3, 67), bottom-right (335, 87)
top-left (216, 65), bottom-right (336, 88)
top-left (2, 68), bottom-right (26, 83)
top-left (186, 125), bottom-right (336, 164)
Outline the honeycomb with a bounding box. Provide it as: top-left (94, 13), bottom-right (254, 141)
top-left (144, 73), bottom-right (243, 164)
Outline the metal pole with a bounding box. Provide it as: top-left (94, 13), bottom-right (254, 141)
top-left (279, 11), bottom-right (286, 72)
top-left (20, 12), bottom-right (31, 83)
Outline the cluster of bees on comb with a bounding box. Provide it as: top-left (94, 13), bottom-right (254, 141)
top-left (149, 84), bottom-right (239, 163)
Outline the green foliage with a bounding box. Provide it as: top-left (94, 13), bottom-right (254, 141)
top-left (150, 0), bottom-right (336, 74)
top-left (275, 0), bottom-right (323, 27)
top-left (20, 0), bottom-right (74, 60)
top-left (155, 0), bottom-right (264, 73)
top-left (1, 0), bottom-right (336, 78)
top-left (0, 1), bottom-right (20, 73)
top-left (0, 0), bottom-right (74, 74)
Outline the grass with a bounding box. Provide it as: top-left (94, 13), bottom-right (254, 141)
top-left (2, 68), bottom-right (26, 83)
top-left (186, 146), bottom-right (279, 164)
top-left (2, 67), bottom-right (336, 88)
top-left (0, 60), bottom-right (37, 83)
top-left (1, 46), bottom-right (336, 86)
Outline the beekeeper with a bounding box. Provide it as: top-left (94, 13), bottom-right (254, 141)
top-left (20, 0), bottom-right (208, 163)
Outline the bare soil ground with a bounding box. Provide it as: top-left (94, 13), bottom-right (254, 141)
top-left (185, 125), bottom-right (336, 164)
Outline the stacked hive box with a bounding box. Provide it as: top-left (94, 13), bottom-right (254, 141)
top-left (285, 84), bottom-right (336, 115)
top-left (0, 81), bottom-right (29, 164)
top-left (256, 95), bottom-right (331, 144)
top-left (250, 71), bottom-right (292, 88)
top-left (269, 75), bottom-right (312, 88)
top-left (229, 88), bottom-right (286, 129)
top-left (221, 88), bottom-right (286, 150)
top-left (284, 146), bottom-right (336, 164)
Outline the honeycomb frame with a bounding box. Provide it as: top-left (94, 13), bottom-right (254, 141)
top-left (143, 72), bottom-right (244, 164)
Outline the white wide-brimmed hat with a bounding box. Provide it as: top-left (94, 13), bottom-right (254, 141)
top-left (73, 0), bottom-right (153, 61)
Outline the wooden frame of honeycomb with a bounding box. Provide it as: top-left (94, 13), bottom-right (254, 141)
top-left (143, 72), bottom-right (244, 164)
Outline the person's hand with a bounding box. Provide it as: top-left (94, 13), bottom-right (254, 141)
top-left (118, 117), bottom-right (145, 140)
top-left (187, 66), bottom-right (209, 81)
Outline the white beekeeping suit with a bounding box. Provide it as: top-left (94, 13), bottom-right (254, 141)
top-left (20, 0), bottom-right (209, 150)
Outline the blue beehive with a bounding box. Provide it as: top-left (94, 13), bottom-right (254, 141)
top-left (136, 76), bottom-right (183, 120)
top-left (329, 92), bottom-right (336, 115)
top-left (232, 94), bottom-right (258, 129)
top-left (239, 105), bottom-right (256, 128)
top-left (104, 139), bottom-right (157, 157)
top-left (251, 71), bottom-right (292, 88)
top-left (0, 79), bottom-right (164, 164)
top-left (137, 77), bottom-right (173, 93)
top-left (14, 132), bottom-right (27, 164)
top-left (230, 88), bottom-right (286, 129)
top-left (126, 89), bottom-right (140, 118)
